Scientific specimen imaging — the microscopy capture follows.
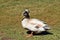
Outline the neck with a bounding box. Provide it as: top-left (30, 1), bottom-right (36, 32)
top-left (24, 15), bottom-right (30, 19)
top-left (22, 15), bottom-right (30, 21)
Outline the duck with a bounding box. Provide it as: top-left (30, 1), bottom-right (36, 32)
top-left (21, 9), bottom-right (50, 37)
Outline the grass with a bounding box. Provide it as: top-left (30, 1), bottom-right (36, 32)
top-left (0, 0), bottom-right (60, 40)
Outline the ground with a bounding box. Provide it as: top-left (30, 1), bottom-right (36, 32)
top-left (0, 0), bottom-right (60, 40)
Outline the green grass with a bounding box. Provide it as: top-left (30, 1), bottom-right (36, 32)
top-left (0, 0), bottom-right (60, 40)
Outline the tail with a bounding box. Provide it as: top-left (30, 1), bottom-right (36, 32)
top-left (43, 24), bottom-right (50, 30)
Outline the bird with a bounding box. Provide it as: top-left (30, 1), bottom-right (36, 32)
top-left (21, 9), bottom-right (50, 37)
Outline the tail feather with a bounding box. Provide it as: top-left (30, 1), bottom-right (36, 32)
top-left (43, 24), bottom-right (50, 30)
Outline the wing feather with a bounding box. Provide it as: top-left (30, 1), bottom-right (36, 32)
top-left (28, 19), bottom-right (44, 27)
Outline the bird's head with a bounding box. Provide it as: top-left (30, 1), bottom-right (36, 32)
top-left (23, 9), bottom-right (30, 18)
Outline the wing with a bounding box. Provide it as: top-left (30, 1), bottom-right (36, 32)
top-left (29, 19), bottom-right (45, 27)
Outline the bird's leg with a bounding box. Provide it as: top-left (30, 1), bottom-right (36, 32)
top-left (26, 31), bottom-right (33, 37)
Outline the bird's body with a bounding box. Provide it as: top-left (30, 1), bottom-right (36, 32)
top-left (21, 9), bottom-right (50, 37)
top-left (22, 18), bottom-right (50, 33)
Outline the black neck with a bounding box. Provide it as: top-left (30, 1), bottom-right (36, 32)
top-left (22, 15), bottom-right (30, 21)
top-left (25, 15), bottom-right (30, 19)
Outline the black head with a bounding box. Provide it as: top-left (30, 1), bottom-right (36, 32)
top-left (23, 9), bottom-right (30, 18)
